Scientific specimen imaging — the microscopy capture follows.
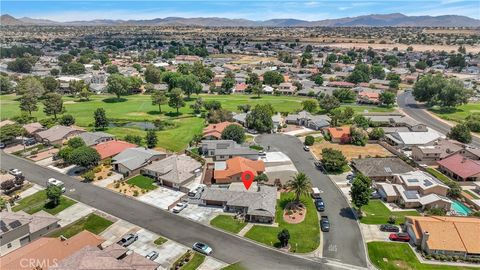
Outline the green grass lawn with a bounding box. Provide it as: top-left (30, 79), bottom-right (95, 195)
top-left (181, 253), bottom-right (206, 270)
top-left (12, 190), bottom-right (76, 215)
top-left (360, 200), bottom-right (419, 225)
top-left (244, 192), bottom-right (319, 253)
top-left (430, 103), bottom-right (480, 123)
top-left (425, 168), bottom-right (455, 185)
top-left (210, 215), bottom-right (247, 234)
top-left (126, 175), bottom-right (157, 190)
top-left (221, 263), bottom-right (247, 270)
top-left (368, 241), bottom-right (478, 270)
top-left (154, 236), bottom-right (168, 245)
top-left (464, 189), bottom-right (480, 199)
top-left (49, 213), bottom-right (113, 238)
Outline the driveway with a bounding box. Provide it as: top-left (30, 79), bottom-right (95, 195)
top-left (398, 91), bottom-right (480, 148)
top-left (256, 134), bottom-right (368, 268)
top-left (360, 224), bottom-right (392, 242)
top-left (137, 186), bottom-right (185, 210)
top-left (100, 219), bottom-right (139, 246)
top-left (1, 152), bottom-right (344, 270)
top-left (55, 202), bottom-right (95, 227)
top-left (177, 204), bottom-right (224, 224)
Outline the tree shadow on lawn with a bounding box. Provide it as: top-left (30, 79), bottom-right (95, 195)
top-left (250, 96), bottom-right (262, 100)
top-left (165, 111), bottom-right (183, 117)
top-left (339, 207), bottom-right (357, 220)
top-left (147, 110), bottom-right (163, 115)
top-left (431, 106), bottom-right (462, 115)
top-left (102, 97), bottom-right (128, 103)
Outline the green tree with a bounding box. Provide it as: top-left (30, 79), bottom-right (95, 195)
top-left (371, 64), bottom-right (385, 80)
top-left (178, 74), bottom-right (202, 98)
top-left (415, 61), bottom-right (427, 70)
top-left (287, 173), bottom-right (312, 203)
top-left (221, 124), bottom-right (245, 144)
top-left (304, 135), bottom-right (315, 146)
top-left (107, 74), bottom-right (130, 100)
top-left (352, 115), bottom-right (370, 129)
top-left (19, 93), bottom-right (38, 116)
top-left (68, 146), bottom-right (100, 168)
top-left (190, 97), bottom-right (204, 114)
top-left (16, 77), bottom-right (45, 98)
top-left (43, 93), bottom-right (64, 119)
top-left (79, 87), bottom-right (92, 101)
top-left (277, 229), bottom-right (290, 248)
top-left (318, 95), bottom-right (340, 113)
top-left (247, 72), bottom-right (260, 86)
top-left (106, 64), bottom-right (119, 74)
top-left (437, 79), bottom-right (472, 108)
top-left (412, 74), bottom-right (447, 105)
top-left (129, 76), bottom-right (143, 91)
top-left (50, 68), bottom-right (60, 76)
top-left (68, 137), bottom-right (86, 149)
top-left (333, 88), bottom-right (356, 103)
top-left (94, 108), bottom-right (109, 130)
top-left (301, 99), bottom-right (318, 113)
top-left (46, 185), bottom-right (62, 206)
top-left (7, 58), bottom-right (33, 73)
top-left (151, 90), bottom-right (168, 113)
top-left (369, 127), bottom-right (385, 140)
top-left (350, 174), bottom-right (372, 211)
top-left (263, 71), bottom-right (284, 85)
top-left (61, 62), bottom-right (85, 75)
top-left (0, 124), bottom-right (26, 142)
top-left (350, 126), bottom-right (368, 146)
top-left (59, 114), bottom-right (75, 126)
top-left (251, 84), bottom-right (263, 98)
top-left (69, 80), bottom-right (87, 96)
top-left (124, 135), bottom-right (142, 145)
top-left (379, 92), bottom-right (396, 106)
top-left (245, 104), bottom-right (274, 133)
top-left (347, 64), bottom-right (370, 84)
top-left (220, 76), bottom-right (235, 94)
top-left (145, 130), bottom-right (158, 148)
top-left (0, 75), bottom-right (14, 94)
top-left (254, 173), bottom-right (269, 185)
top-left (144, 65), bottom-right (162, 84)
top-left (168, 88), bottom-right (186, 114)
top-left (42, 76), bottom-right (60, 93)
top-left (321, 148), bottom-right (347, 172)
top-left (447, 123), bottom-right (472, 144)
top-left (310, 74), bottom-right (324, 86)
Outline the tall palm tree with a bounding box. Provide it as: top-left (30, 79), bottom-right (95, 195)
top-left (287, 173), bottom-right (312, 203)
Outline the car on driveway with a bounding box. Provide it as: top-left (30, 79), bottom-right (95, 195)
top-left (389, 233), bottom-right (410, 242)
top-left (303, 145), bottom-right (310, 151)
top-left (320, 216), bottom-right (330, 232)
top-left (117, 233), bottom-right (138, 247)
top-left (172, 202), bottom-right (188, 213)
top-left (145, 251), bottom-right (159, 261)
top-left (9, 168), bottom-right (22, 177)
top-left (380, 224), bottom-right (400, 232)
top-left (193, 242), bottom-right (212, 255)
top-left (315, 198), bottom-right (325, 212)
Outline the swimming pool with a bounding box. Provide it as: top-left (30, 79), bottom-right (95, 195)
top-left (451, 200), bottom-right (472, 216)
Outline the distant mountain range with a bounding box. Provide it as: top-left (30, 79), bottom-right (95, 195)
top-left (1, 13), bottom-right (479, 27)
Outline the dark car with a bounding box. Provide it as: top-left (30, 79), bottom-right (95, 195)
top-left (380, 224), bottom-right (400, 232)
top-left (315, 198), bottom-right (325, 212)
top-left (23, 138), bottom-right (36, 146)
top-left (389, 233), bottom-right (410, 242)
top-left (320, 216), bottom-right (330, 232)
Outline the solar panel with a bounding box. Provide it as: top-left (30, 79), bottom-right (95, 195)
top-left (9, 220), bottom-right (22, 229)
top-left (424, 180), bottom-right (433, 187)
top-left (0, 221), bottom-right (9, 232)
top-left (404, 190), bottom-right (418, 200)
top-left (407, 178), bottom-right (419, 183)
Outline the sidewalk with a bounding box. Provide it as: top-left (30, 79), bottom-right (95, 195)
top-left (237, 223), bottom-right (254, 236)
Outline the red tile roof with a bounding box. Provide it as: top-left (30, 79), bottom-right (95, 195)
top-left (327, 126), bottom-right (351, 140)
top-left (202, 122), bottom-right (241, 139)
top-left (93, 140), bottom-right (137, 160)
top-left (214, 157), bottom-right (265, 181)
top-left (437, 154), bottom-right (480, 179)
top-left (235, 83), bottom-right (248, 92)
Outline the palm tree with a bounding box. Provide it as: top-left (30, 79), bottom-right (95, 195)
top-left (287, 173), bottom-right (312, 203)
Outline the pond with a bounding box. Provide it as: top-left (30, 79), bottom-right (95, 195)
top-left (109, 121), bottom-right (156, 130)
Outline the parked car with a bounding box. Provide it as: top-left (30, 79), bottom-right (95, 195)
top-left (311, 187), bottom-right (322, 199)
top-left (380, 224), bottom-right (400, 232)
top-left (303, 145), bottom-right (310, 151)
top-left (188, 185), bottom-right (204, 197)
top-left (193, 242), bottom-right (212, 255)
top-left (9, 169), bottom-right (22, 177)
top-left (371, 191), bottom-right (381, 199)
top-left (172, 202), bottom-right (188, 213)
top-left (145, 251), bottom-right (159, 261)
top-left (315, 198), bottom-right (325, 212)
top-left (389, 233), bottom-right (410, 242)
top-left (346, 173), bottom-right (354, 180)
top-left (23, 138), bottom-right (36, 146)
top-left (47, 178), bottom-right (66, 192)
top-left (321, 216), bottom-right (330, 232)
top-left (117, 233), bottom-right (138, 247)
top-left (0, 143), bottom-right (5, 149)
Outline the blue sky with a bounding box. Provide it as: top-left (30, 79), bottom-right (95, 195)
top-left (2, 1), bottom-right (479, 22)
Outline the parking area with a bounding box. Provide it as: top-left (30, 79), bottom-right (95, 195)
top-left (177, 204), bottom-right (224, 223)
top-left (360, 224), bottom-right (393, 242)
top-left (100, 219), bottom-right (140, 246)
top-left (56, 202), bottom-right (95, 227)
top-left (137, 186), bottom-right (185, 210)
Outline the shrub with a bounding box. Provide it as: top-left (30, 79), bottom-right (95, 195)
top-left (107, 172), bottom-right (113, 176)
top-left (93, 167), bottom-right (102, 173)
top-left (133, 190), bottom-right (139, 197)
top-left (388, 215), bottom-right (397, 224)
top-left (114, 182), bottom-right (120, 188)
top-left (97, 176), bottom-right (103, 180)
top-left (304, 135), bottom-right (315, 146)
top-left (83, 170), bottom-right (95, 182)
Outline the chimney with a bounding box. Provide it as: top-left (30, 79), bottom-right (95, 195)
top-left (421, 231), bottom-right (429, 251)
top-left (462, 157), bottom-right (467, 163)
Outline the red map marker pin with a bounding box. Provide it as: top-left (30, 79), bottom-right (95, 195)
top-left (241, 170), bottom-right (254, 190)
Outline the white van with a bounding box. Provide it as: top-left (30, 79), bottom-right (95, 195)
top-left (311, 187), bottom-right (322, 199)
top-left (47, 178), bottom-right (66, 192)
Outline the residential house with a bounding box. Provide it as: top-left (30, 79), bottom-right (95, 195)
top-left (285, 110), bottom-right (330, 130)
top-left (0, 230), bottom-right (104, 270)
top-left (22, 123), bottom-right (44, 135)
top-left (112, 147), bottom-right (166, 176)
top-left (326, 126), bottom-right (351, 144)
top-left (437, 154), bottom-right (480, 182)
top-left (411, 139), bottom-right (464, 165)
top-left (0, 119), bottom-right (15, 128)
top-left (233, 112), bottom-right (284, 131)
top-left (78, 131), bottom-right (115, 146)
top-left (297, 86), bottom-right (336, 97)
top-left (326, 81), bottom-right (355, 88)
top-left (357, 91), bottom-right (380, 104)
top-left (35, 125), bottom-right (85, 145)
top-left (405, 216), bottom-right (480, 259)
top-left (277, 82), bottom-right (296, 95)
top-left (233, 82), bottom-right (248, 93)
top-left (141, 154), bottom-right (202, 190)
top-left (202, 122), bottom-right (242, 140)
top-left (200, 183), bottom-right (276, 223)
top-left (385, 128), bottom-right (442, 149)
top-left (376, 171), bottom-right (451, 210)
top-left (200, 140), bottom-right (260, 161)
top-left (351, 157), bottom-right (414, 181)
top-left (94, 140), bottom-right (137, 160)
top-left (214, 157), bottom-right (265, 184)
top-left (0, 211), bottom-right (59, 255)
top-left (364, 113), bottom-right (425, 131)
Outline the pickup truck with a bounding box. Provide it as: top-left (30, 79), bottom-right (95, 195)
top-left (321, 216), bottom-right (330, 232)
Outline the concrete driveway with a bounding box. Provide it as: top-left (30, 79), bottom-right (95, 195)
top-left (55, 202), bottom-right (94, 227)
top-left (137, 186), bottom-right (185, 210)
top-left (100, 219), bottom-right (139, 246)
top-left (360, 224), bottom-right (393, 242)
top-left (178, 204), bottom-right (224, 224)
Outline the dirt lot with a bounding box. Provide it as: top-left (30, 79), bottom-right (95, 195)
top-left (311, 141), bottom-right (392, 161)
top-left (107, 181), bottom-right (147, 197)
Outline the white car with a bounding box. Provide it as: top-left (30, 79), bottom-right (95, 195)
top-left (9, 169), bottom-right (22, 177)
top-left (303, 145), bottom-right (310, 151)
top-left (172, 202), bottom-right (188, 213)
top-left (47, 178), bottom-right (66, 192)
top-left (193, 242), bottom-right (213, 255)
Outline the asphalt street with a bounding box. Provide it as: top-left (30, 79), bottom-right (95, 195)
top-left (256, 134), bottom-right (368, 268)
top-left (0, 152), bottom-right (364, 270)
top-left (397, 91), bottom-right (480, 148)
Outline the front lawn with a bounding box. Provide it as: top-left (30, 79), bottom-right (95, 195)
top-left (126, 175), bottom-right (157, 191)
top-left (368, 241), bottom-right (477, 270)
top-left (12, 190), bottom-right (76, 215)
top-left (429, 103), bottom-right (480, 123)
top-left (49, 213), bottom-right (113, 238)
top-left (244, 192), bottom-right (319, 253)
top-left (221, 263), bottom-right (247, 270)
top-left (181, 253), bottom-right (205, 270)
top-left (210, 215), bottom-right (247, 234)
top-left (360, 200), bottom-right (419, 225)
top-left (154, 236), bottom-right (168, 245)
